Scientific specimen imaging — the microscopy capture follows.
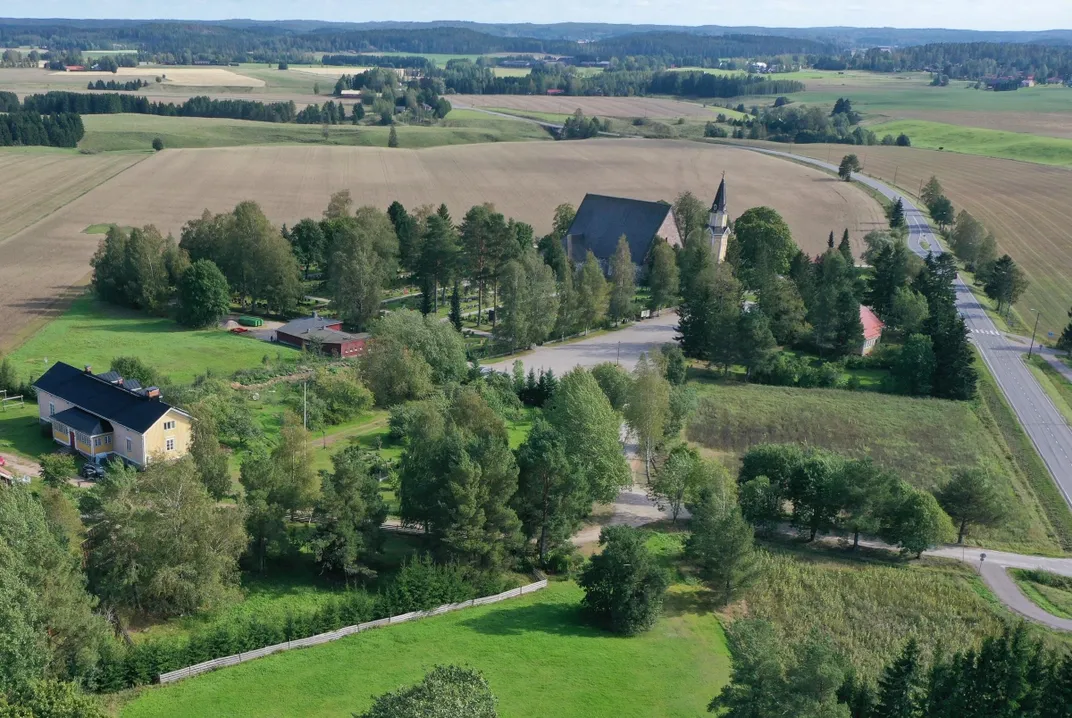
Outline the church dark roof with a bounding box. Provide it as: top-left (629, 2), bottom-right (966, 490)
top-left (564, 193), bottom-right (673, 264)
top-left (711, 177), bottom-right (727, 213)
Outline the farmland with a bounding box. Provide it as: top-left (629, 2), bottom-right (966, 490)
top-left (453, 93), bottom-right (726, 118)
top-left (867, 119), bottom-right (1072, 166)
top-left (0, 140), bottom-right (885, 350)
top-left (779, 142), bottom-right (1072, 338)
top-left (77, 110), bottom-right (552, 152)
top-left (116, 581), bottom-right (731, 718)
top-left (685, 379), bottom-right (1063, 555)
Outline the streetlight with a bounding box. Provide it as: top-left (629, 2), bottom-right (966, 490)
top-left (1027, 309), bottom-right (1042, 359)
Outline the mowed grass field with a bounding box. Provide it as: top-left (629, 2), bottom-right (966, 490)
top-left (0, 139), bottom-right (884, 352)
top-left (867, 119), bottom-right (1072, 166)
top-left (685, 381), bottom-right (1063, 554)
top-left (781, 143), bottom-right (1072, 339)
top-left (7, 294), bottom-right (294, 384)
top-left (78, 111), bottom-right (552, 152)
top-left (117, 581), bottom-right (731, 718)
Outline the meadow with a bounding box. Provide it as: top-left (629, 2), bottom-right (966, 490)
top-left (6, 294), bottom-right (294, 384)
top-left (780, 142), bottom-right (1072, 339)
top-left (77, 110), bottom-right (552, 152)
top-left (866, 119), bottom-right (1072, 166)
top-left (116, 581), bottom-right (732, 718)
top-left (684, 379), bottom-right (1064, 554)
top-left (453, 93), bottom-right (725, 118)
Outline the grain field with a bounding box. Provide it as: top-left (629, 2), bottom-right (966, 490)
top-left (0, 140), bottom-right (885, 350)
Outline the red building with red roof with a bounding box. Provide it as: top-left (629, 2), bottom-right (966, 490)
top-left (859, 305), bottom-right (885, 356)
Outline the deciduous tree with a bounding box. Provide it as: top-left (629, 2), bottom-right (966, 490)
top-left (607, 236), bottom-right (636, 325)
top-left (838, 154), bottom-right (861, 181)
top-left (646, 237), bottom-right (679, 313)
top-left (514, 419), bottom-right (587, 563)
top-left (357, 666), bottom-right (498, 718)
top-left (576, 250), bottom-right (609, 334)
top-left (729, 206), bottom-right (795, 289)
top-left (984, 254), bottom-right (1028, 316)
top-left (177, 259), bottom-right (231, 328)
top-left (937, 467), bottom-right (1008, 544)
top-left (579, 525), bottom-right (669, 635)
top-left (625, 355), bottom-right (671, 481)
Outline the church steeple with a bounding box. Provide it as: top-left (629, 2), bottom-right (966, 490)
top-left (707, 173), bottom-right (730, 263)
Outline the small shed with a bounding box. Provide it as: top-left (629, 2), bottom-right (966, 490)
top-left (859, 305), bottom-right (885, 356)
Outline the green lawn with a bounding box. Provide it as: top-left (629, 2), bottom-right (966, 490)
top-left (7, 294), bottom-right (295, 385)
top-left (685, 378), bottom-right (1062, 554)
top-left (1010, 569), bottom-right (1072, 619)
top-left (867, 119), bottom-right (1072, 167)
top-left (1027, 355), bottom-right (1072, 425)
top-left (78, 111), bottom-right (551, 153)
top-left (0, 402), bottom-right (52, 460)
top-left (116, 581), bottom-right (730, 718)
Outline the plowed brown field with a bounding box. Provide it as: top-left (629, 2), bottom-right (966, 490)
top-left (0, 140), bottom-right (885, 349)
top-left (0, 150), bottom-right (147, 348)
top-left (787, 143), bottom-right (1072, 337)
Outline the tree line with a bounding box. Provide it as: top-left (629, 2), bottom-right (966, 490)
top-left (0, 111), bottom-right (84, 148)
top-left (22, 91), bottom-right (300, 123)
top-left (86, 78), bottom-right (149, 91)
top-left (831, 42), bottom-right (1072, 82)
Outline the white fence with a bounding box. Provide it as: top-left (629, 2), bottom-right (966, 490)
top-left (157, 578), bottom-right (549, 684)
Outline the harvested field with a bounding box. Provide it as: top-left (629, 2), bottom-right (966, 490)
top-left (778, 142), bottom-right (1072, 338)
top-left (0, 149), bottom-right (147, 349)
top-left (0, 140), bottom-right (884, 350)
top-left (453, 94), bottom-right (721, 118)
top-left (49, 67), bottom-right (265, 87)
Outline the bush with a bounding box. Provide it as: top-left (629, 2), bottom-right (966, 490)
top-left (579, 525), bottom-right (669, 635)
top-left (151, 136), bottom-right (163, 151)
top-left (381, 555), bottom-right (478, 614)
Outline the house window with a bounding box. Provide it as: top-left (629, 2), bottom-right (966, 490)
top-left (126, 437), bottom-right (132, 453)
top-left (48, 402), bottom-right (55, 417)
top-left (76, 432), bottom-right (89, 445)
top-left (165, 438), bottom-right (175, 452)
top-left (163, 420), bottom-right (176, 431)
top-left (94, 437), bottom-right (100, 447)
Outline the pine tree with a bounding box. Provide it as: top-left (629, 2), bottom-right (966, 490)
top-left (921, 176), bottom-right (944, 209)
top-left (888, 198), bottom-right (906, 229)
top-left (875, 638), bottom-right (924, 718)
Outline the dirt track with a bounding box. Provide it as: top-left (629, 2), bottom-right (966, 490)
top-left (0, 139), bottom-right (885, 350)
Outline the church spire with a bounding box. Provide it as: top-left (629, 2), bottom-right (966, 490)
top-left (711, 172), bottom-right (727, 213)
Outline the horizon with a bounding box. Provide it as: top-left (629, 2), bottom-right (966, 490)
top-left (4, 1), bottom-right (1072, 33)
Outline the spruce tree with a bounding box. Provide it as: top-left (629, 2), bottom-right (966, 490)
top-left (875, 638), bottom-right (924, 718)
top-left (1059, 307), bottom-right (1072, 352)
top-left (839, 228), bottom-right (853, 264)
top-left (828, 230), bottom-right (836, 249)
top-left (888, 198), bottom-right (906, 229)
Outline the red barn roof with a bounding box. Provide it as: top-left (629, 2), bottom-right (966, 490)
top-left (860, 305), bottom-right (885, 341)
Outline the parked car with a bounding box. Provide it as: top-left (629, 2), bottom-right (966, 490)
top-left (79, 462), bottom-right (105, 480)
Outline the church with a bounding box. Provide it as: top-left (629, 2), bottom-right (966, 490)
top-left (563, 176), bottom-right (730, 271)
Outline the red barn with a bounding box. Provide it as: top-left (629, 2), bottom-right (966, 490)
top-left (275, 313), bottom-right (368, 358)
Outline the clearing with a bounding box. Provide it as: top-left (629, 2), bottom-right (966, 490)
top-left (685, 379), bottom-right (1063, 555)
top-left (779, 142), bottom-right (1072, 339)
top-left (77, 110), bottom-right (551, 152)
top-left (0, 139), bottom-right (884, 350)
top-left (116, 581), bottom-right (730, 718)
top-left (7, 294), bottom-right (295, 385)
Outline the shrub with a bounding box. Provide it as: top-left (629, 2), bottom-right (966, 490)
top-left (579, 525), bottom-right (669, 635)
top-left (151, 137), bottom-right (163, 151)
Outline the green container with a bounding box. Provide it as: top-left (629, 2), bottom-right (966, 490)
top-left (238, 316), bottom-right (263, 327)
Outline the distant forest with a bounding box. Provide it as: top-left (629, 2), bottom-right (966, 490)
top-left (833, 42), bottom-right (1072, 80)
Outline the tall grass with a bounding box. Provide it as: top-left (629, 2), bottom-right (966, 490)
top-left (684, 381), bottom-right (1062, 554)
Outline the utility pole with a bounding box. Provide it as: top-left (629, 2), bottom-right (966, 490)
top-left (918, 178), bottom-right (924, 200)
top-left (303, 381), bottom-right (308, 430)
top-left (1027, 310), bottom-right (1042, 359)
top-left (892, 166), bottom-right (898, 187)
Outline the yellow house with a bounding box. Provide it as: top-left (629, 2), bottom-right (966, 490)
top-left (33, 362), bottom-right (192, 467)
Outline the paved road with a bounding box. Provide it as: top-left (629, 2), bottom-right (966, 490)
top-left (753, 147), bottom-right (1072, 508)
top-left (484, 312), bottom-right (679, 375)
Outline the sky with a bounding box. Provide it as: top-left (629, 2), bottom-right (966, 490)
top-left (5, 0), bottom-right (1072, 31)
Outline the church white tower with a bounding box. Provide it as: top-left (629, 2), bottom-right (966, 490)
top-left (707, 174), bottom-right (729, 263)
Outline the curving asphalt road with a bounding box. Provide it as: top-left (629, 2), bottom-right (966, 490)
top-left (752, 147), bottom-right (1072, 509)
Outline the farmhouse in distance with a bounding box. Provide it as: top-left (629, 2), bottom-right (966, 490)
top-left (32, 362), bottom-right (192, 467)
top-left (564, 176), bottom-right (731, 270)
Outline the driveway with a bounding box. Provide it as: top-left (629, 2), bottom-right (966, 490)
top-left (485, 312), bottom-right (679, 376)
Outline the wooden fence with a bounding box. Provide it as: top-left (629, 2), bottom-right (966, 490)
top-left (157, 577), bottom-right (549, 685)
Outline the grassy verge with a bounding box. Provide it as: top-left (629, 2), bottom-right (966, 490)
top-left (78, 112), bottom-right (551, 152)
top-left (684, 375), bottom-right (1062, 554)
top-left (1027, 355), bottom-right (1072, 425)
top-left (115, 581), bottom-right (730, 718)
top-left (974, 357), bottom-right (1072, 552)
top-left (7, 294), bottom-right (297, 385)
top-left (1009, 569), bottom-right (1072, 620)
